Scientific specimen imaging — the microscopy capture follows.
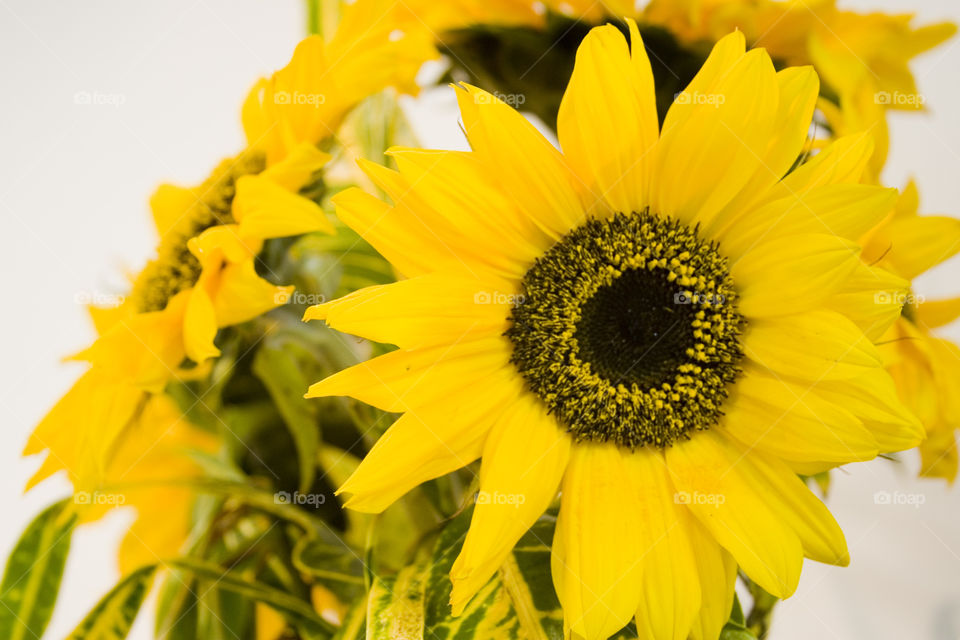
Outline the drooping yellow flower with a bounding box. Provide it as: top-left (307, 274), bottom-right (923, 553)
top-left (80, 394), bottom-right (218, 573)
top-left (305, 25), bottom-right (922, 640)
top-left (24, 143), bottom-right (331, 492)
top-left (863, 182), bottom-right (960, 483)
top-left (23, 0), bottom-right (437, 493)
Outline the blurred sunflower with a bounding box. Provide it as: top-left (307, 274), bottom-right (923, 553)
top-left (24, 0), bottom-right (434, 558)
top-left (306, 25), bottom-right (922, 640)
top-left (862, 182), bottom-right (960, 482)
top-left (643, 0), bottom-right (956, 177)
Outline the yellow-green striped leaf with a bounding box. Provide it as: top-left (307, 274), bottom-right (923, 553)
top-left (369, 507), bottom-right (641, 640)
top-left (67, 565), bottom-right (156, 640)
top-left (0, 499), bottom-right (77, 640)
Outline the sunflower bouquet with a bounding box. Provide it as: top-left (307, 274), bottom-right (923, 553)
top-left (5, 1), bottom-right (958, 639)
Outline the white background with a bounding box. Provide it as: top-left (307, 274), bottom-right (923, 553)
top-left (1, 1), bottom-right (959, 639)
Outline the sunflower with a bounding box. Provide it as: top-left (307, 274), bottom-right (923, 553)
top-left (304, 24), bottom-right (922, 640)
top-left (642, 0), bottom-right (956, 177)
top-left (22, 0), bottom-right (446, 492)
top-left (862, 182), bottom-right (960, 482)
top-left (23, 142), bottom-right (331, 492)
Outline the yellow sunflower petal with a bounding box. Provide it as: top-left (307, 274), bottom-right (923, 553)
top-left (260, 141), bottom-right (330, 192)
top-left (745, 310), bottom-right (882, 380)
top-left (686, 516), bottom-right (737, 640)
top-left (184, 284), bottom-right (221, 363)
top-left (360, 155), bottom-right (537, 279)
top-left (305, 338), bottom-right (511, 412)
top-left (720, 184), bottom-right (897, 259)
top-left (721, 367), bottom-right (878, 464)
top-left (709, 65), bottom-right (819, 231)
top-left (665, 431), bottom-right (803, 598)
top-left (552, 443), bottom-right (643, 640)
top-left (625, 448), bottom-right (700, 640)
top-left (149, 184), bottom-right (195, 239)
top-left (653, 38), bottom-right (778, 228)
top-left (233, 174), bottom-right (333, 240)
top-left (455, 83), bottom-right (585, 238)
top-left (812, 368), bottom-right (924, 453)
top-left (212, 260), bottom-right (293, 327)
top-left (919, 426), bottom-right (959, 483)
top-left (336, 381), bottom-right (518, 513)
top-left (728, 441), bottom-right (849, 567)
top-left (762, 133), bottom-right (875, 203)
top-left (332, 186), bottom-right (439, 278)
top-left (557, 19), bottom-right (657, 215)
top-left (824, 263), bottom-right (909, 341)
top-left (450, 394), bottom-right (570, 614)
top-left (863, 213), bottom-right (960, 280)
top-left (386, 148), bottom-right (553, 274)
top-left (188, 224), bottom-right (261, 264)
top-left (731, 234), bottom-right (860, 318)
top-left (915, 295), bottom-right (960, 330)
top-left (304, 274), bottom-right (512, 349)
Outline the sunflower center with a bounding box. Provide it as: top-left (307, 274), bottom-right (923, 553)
top-left (506, 210), bottom-right (744, 449)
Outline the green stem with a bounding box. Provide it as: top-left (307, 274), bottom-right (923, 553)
top-left (305, 0), bottom-right (321, 36)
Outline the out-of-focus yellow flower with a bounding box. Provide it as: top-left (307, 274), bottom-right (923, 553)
top-left (642, 0), bottom-right (955, 178)
top-left (87, 395), bottom-right (218, 573)
top-left (24, 144), bottom-right (330, 493)
top-left (242, 0), bottom-right (438, 166)
top-left (863, 182), bottom-right (960, 482)
top-left (24, 2), bottom-right (428, 498)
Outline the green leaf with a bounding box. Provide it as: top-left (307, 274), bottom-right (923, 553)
top-left (720, 594), bottom-right (759, 640)
top-left (0, 499), bottom-right (77, 640)
top-left (253, 337), bottom-right (322, 493)
top-left (67, 565), bottom-right (156, 640)
top-left (167, 558), bottom-right (336, 638)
